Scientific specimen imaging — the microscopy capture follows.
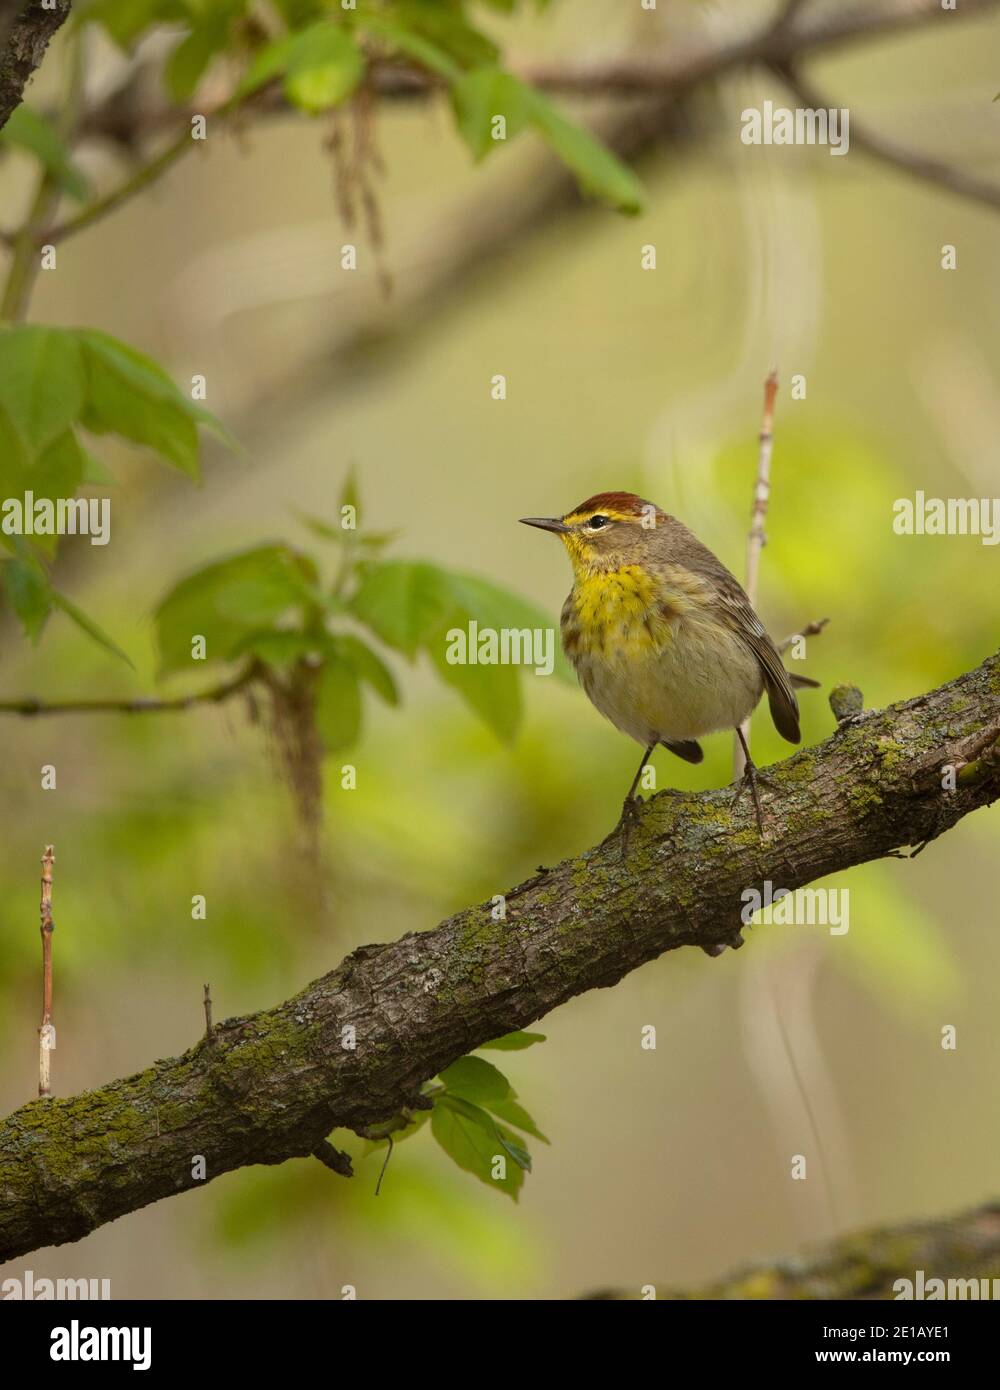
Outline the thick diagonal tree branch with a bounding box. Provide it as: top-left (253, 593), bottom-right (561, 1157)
top-left (0, 0), bottom-right (71, 133)
top-left (2, 651), bottom-right (999, 1262)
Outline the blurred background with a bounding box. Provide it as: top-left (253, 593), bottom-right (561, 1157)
top-left (1, 0), bottom-right (999, 1298)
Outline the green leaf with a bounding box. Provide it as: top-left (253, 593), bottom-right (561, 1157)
top-left (272, 0), bottom-right (325, 25)
top-left (0, 421), bottom-right (89, 561)
top-left (327, 633), bottom-right (399, 705)
top-left (78, 330), bottom-right (204, 477)
top-left (450, 67), bottom-right (531, 161)
top-left (444, 571), bottom-right (572, 680)
top-left (240, 22), bottom-right (365, 112)
top-left (450, 67), bottom-right (644, 213)
top-left (478, 1029), bottom-right (547, 1051)
top-left (83, 0), bottom-right (176, 49)
top-left (296, 510), bottom-right (397, 550)
top-left (431, 1095), bottom-right (525, 1199)
top-left (32, 429), bottom-right (89, 493)
top-left (2, 556), bottom-right (52, 643)
top-left (494, 1131), bottom-right (531, 1172)
top-left (484, 1096), bottom-right (549, 1144)
top-left (0, 326), bottom-right (85, 453)
top-left (80, 449), bottom-right (116, 486)
top-left (51, 589), bottom-right (133, 667)
top-left (428, 632), bottom-right (523, 741)
top-left (440, 1055), bottom-right (512, 1103)
top-left (229, 628), bottom-right (319, 668)
top-left (154, 545), bottom-right (310, 674)
top-left (285, 25), bottom-right (365, 112)
top-left (350, 560), bottom-right (455, 657)
top-left (315, 656), bottom-right (362, 752)
top-left (238, 30), bottom-right (299, 97)
top-left (355, 10), bottom-right (463, 81)
top-left (351, 559), bottom-right (564, 737)
top-left (1, 107), bottom-right (90, 200)
top-left (164, 12), bottom-right (234, 102)
top-left (352, 559), bottom-right (566, 736)
top-left (0, 404), bottom-right (29, 483)
top-left (17, 432), bottom-right (91, 557)
top-left (526, 88), bottom-right (645, 215)
top-left (388, 2), bottom-right (499, 68)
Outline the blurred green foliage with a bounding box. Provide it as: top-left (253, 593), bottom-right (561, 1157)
top-left (0, 325), bottom-right (226, 653)
top-left (79, 0), bottom-right (641, 209)
top-left (0, 0), bottom-right (997, 1299)
top-left (151, 475), bottom-right (567, 755)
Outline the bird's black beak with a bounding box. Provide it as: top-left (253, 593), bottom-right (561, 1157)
top-left (519, 517), bottom-right (570, 534)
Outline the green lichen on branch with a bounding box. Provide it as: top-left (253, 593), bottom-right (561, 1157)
top-left (1, 649), bottom-right (999, 1262)
top-left (587, 1202), bottom-right (1000, 1299)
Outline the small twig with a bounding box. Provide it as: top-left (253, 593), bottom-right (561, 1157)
top-left (0, 665), bottom-right (257, 718)
top-left (38, 79), bottom-right (280, 249)
top-left (375, 1134), bottom-right (394, 1197)
top-left (202, 984), bottom-right (214, 1039)
top-left (736, 370), bottom-right (779, 777)
top-left (777, 617), bottom-right (829, 655)
top-left (746, 370), bottom-right (778, 613)
top-left (311, 1140), bottom-right (354, 1178)
top-left (38, 846), bottom-right (55, 1099)
top-left (41, 125), bottom-right (199, 247)
top-left (775, 64), bottom-right (1000, 217)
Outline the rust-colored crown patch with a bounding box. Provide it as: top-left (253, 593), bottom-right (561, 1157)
top-left (567, 491), bottom-right (652, 519)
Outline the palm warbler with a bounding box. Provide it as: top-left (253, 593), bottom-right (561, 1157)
top-left (521, 491), bottom-right (804, 836)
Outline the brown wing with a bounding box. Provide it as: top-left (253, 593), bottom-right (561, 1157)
top-left (659, 516), bottom-right (801, 745)
top-left (722, 591), bottom-right (801, 743)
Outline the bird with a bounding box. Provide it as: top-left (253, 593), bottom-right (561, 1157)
top-left (520, 491), bottom-right (809, 840)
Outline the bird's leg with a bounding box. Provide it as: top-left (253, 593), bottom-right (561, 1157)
top-left (731, 727), bottom-right (778, 833)
top-left (607, 742), bottom-right (657, 856)
top-left (625, 742), bottom-right (656, 806)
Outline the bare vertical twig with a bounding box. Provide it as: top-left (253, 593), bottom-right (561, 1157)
top-left (736, 370), bottom-right (778, 777)
top-left (203, 983), bottom-right (214, 1038)
top-left (38, 845), bottom-right (55, 1098)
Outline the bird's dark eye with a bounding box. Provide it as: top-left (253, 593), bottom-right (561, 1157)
top-left (587, 515), bottom-right (609, 530)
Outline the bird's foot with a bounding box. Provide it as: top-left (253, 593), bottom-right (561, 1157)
top-left (731, 761), bottom-right (778, 834)
top-left (601, 794), bottom-right (643, 858)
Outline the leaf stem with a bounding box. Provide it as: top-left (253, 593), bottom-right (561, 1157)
top-left (41, 125), bottom-right (197, 246)
top-left (41, 85), bottom-right (249, 248)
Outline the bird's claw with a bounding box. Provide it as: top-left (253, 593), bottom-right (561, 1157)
top-left (732, 761), bottom-right (776, 834)
top-left (603, 794), bottom-right (642, 858)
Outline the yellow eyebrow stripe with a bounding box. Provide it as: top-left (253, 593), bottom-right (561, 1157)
top-left (562, 508), bottom-right (637, 526)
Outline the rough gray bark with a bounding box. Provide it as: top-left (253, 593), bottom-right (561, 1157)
top-left (0, 1), bottom-right (71, 133)
top-left (1, 650), bottom-right (999, 1262)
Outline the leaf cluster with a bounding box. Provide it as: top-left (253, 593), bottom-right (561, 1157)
top-left (364, 1029), bottom-right (549, 1200)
